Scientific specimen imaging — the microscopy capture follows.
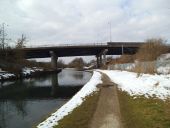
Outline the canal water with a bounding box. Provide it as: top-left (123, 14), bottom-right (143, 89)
top-left (0, 69), bottom-right (92, 128)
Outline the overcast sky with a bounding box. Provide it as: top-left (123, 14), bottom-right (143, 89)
top-left (0, 0), bottom-right (170, 47)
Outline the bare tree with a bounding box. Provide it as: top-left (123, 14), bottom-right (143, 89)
top-left (0, 23), bottom-right (9, 50)
top-left (68, 58), bottom-right (86, 69)
top-left (13, 34), bottom-right (27, 62)
top-left (16, 34), bottom-right (27, 49)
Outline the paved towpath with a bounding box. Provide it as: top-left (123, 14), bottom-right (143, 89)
top-left (89, 72), bottom-right (123, 128)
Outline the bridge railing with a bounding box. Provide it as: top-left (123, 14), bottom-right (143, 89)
top-left (26, 43), bottom-right (108, 48)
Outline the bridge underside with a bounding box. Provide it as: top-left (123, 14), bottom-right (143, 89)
top-left (24, 46), bottom-right (139, 59)
top-left (3, 42), bottom-right (170, 70)
top-left (23, 45), bottom-right (140, 69)
top-left (3, 42), bottom-right (145, 69)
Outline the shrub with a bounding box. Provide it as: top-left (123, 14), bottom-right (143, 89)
top-left (131, 61), bottom-right (156, 75)
top-left (135, 38), bottom-right (168, 61)
top-left (68, 58), bottom-right (86, 69)
top-left (109, 55), bottom-right (134, 65)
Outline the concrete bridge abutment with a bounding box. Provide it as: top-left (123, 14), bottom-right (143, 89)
top-left (50, 51), bottom-right (58, 70)
top-left (50, 51), bottom-right (60, 95)
top-left (96, 49), bottom-right (108, 68)
top-left (96, 55), bottom-right (101, 68)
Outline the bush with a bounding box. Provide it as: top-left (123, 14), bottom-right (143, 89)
top-left (131, 61), bottom-right (156, 75)
top-left (135, 38), bottom-right (168, 61)
top-left (68, 58), bottom-right (86, 69)
top-left (131, 38), bottom-right (168, 75)
top-left (109, 55), bottom-right (134, 65)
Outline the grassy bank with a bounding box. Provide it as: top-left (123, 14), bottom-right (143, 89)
top-left (54, 91), bottom-right (100, 128)
top-left (118, 91), bottom-right (170, 128)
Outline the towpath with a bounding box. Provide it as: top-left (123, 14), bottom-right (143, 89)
top-left (89, 72), bottom-right (123, 128)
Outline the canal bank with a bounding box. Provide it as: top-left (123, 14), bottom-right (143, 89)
top-left (38, 71), bottom-right (123, 128)
top-left (0, 68), bottom-right (62, 82)
top-left (0, 69), bottom-right (92, 128)
top-left (37, 71), bottom-right (102, 128)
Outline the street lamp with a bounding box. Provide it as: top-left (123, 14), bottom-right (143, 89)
top-left (108, 22), bottom-right (112, 42)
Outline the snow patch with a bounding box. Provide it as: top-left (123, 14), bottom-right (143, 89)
top-left (157, 53), bottom-right (170, 61)
top-left (0, 72), bottom-right (15, 80)
top-left (100, 70), bottom-right (170, 100)
top-left (37, 71), bottom-right (102, 128)
top-left (22, 67), bottom-right (43, 76)
top-left (0, 67), bottom-right (44, 80)
top-left (157, 67), bottom-right (170, 74)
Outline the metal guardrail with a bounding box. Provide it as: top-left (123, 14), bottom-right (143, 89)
top-left (26, 43), bottom-right (108, 48)
top-left (25, 42), bottom-right (170, 49)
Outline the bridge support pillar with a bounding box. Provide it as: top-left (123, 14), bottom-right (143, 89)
top-left (96, 55), bottom-right (100, 68)
top-left (103, 49), bottom-right (108, 65)
top-left (99, 55), bottom-right (102, 67)
top-left (50, 51), bottom-right (58, 70)
top-left (96, 49), bottom-right (108, 68)
top-left (51, 73), bottom-right (59, 96)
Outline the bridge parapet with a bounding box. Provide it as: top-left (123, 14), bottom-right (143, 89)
top-left (25, 43), bottom-right (107, 49)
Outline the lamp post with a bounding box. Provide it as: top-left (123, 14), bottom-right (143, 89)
top-left (108, 22), bottom-right (112, 42)
top-left (0, 23), bottom-right (8, 50)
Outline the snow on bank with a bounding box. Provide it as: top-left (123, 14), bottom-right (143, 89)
top-left (100, 70), bottom-right (170, 100)
top-left (0, 72), bottom-right (15, 80)
top-left (109, 53), bottom-right (170, 75)
top-left (37, 71), bottom-right (102, 128)
top-left (0, 67), bottom-right (44, 80)
top-left (22, 67), bottom-right (43, 76)
top-left (158, 53), bottom-right (170, 61)
top-left (157, 67), bottom-right (170, 74)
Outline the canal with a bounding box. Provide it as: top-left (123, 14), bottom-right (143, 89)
top-left (0, 69), bottom-right (92, 128)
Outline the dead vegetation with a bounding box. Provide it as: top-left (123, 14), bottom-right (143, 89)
top-left (109, 55), bottom-right (134, 65)
top-left (67, 58), bottom-right (86, 70)
top-left (109, 38), bottom-right (168, 74)
top-left (135, 38), bottom-right (168, 61)
top-left (132, 38), bottom-right (168, 74)
top-left (131, 61), bottom-right (156, 75)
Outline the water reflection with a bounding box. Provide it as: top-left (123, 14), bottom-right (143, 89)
top-left (0, 69), bottom-right (92, 128)
top-left (73, 72), bottom-right (84, 79)
top-left (58, 69), bottom-right (91, 86)
top-left (0, 99), bottom-right (68, 128)
top-left (51, 74), bottom-right (58, 96)
top-left (12, 100), bottom-right (27, 117)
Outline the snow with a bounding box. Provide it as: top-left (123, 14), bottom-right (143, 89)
top-left (109, 63), bottom-right (135, 71)
top-left (108, 53), bottom-right (170, 75)
top-left (37, 71), bottom-right (102, 128)
top-left (22, 67), bottom-right (43, 76)
top-left (157, 67), bottom-right (170, 74)
top-left (0, 67), bottom-right (44, 80)
top-left (83, 65), bottom-right (95, 69)
top-left (157, 53), bottom-right (170, 61)
top-left (100, 70), bottom-right (170, 100)
top-left (0, 71), bottom-right (15, 80)
top-left (22, 68), bottom-right (35, 76)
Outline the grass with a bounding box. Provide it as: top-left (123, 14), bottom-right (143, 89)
top-left (118, 91), bottom-right (170, 128)
top-left (54, 91), bottom-right (100, 128)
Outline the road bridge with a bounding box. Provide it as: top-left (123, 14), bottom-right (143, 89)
top-left (23, 42), bottom-right (144, 58)
top-left (22, 42), bottom-right (145, 68)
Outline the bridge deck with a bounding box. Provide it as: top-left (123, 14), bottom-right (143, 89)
top-left (23, 42), bottom-right (146, 58)
top-left (3, 42), bottom-right (168, 59)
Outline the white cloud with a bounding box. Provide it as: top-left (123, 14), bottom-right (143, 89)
top-left (0, 0), bottom-right (170, 46)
